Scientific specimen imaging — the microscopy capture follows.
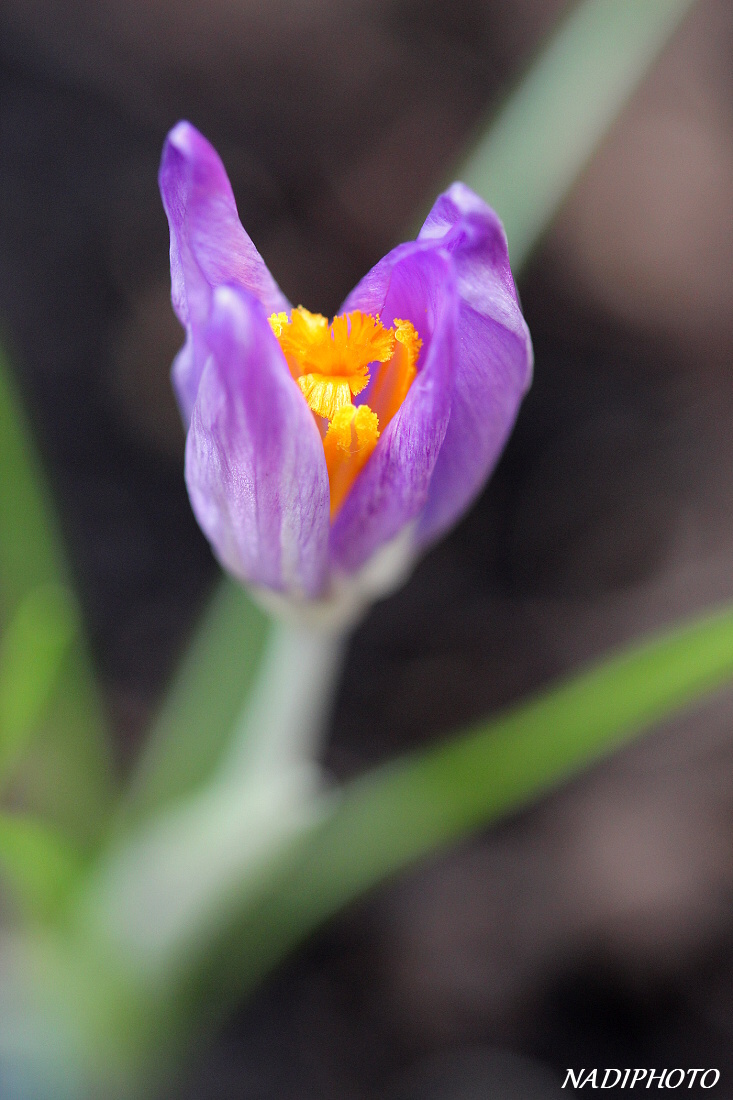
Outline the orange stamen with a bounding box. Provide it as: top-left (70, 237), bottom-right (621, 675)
top-left (271, 307), bottom-right (394, 418)
top-left (323, 404), bottom-right (380, 518)
top-left (364, 318), bottom-right (421, 429)
top-left (269, 307), bottom-right (422, 517)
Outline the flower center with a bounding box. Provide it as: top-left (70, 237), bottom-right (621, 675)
top-left (269, 307), bottom-right (421, 517)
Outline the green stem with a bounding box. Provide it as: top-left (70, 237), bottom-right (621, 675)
top-left (78, 621), bottom-right (347, 986)
top-left (221, 618), bottom-right (347, 780)
top-left (0, 620), bottom-right (347, 1096)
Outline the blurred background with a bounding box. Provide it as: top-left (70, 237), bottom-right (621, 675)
top-left (2, 0), bottom-right (733, 1095)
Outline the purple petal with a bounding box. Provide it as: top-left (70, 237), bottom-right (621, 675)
top-left (159, 121), bottom-right (290, 423)
top-left (339, 183), bottom-right (531, 560)
top-left (415, 183), bottom-right (533, 544)
top-left (329, 249), bottom-right (458, 573)
top-left (340, 240), bottom-right (418, 318)
top-left (185, 286), bottom-right (330, 597)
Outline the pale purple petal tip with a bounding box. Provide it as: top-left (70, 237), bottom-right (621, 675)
top-left (415, 182), bottom-right (533, 545)
top-left (339, 181), bottom-right (532, 562)
top-left (185, 286), bottom-right (330, 597)
top-left (159, 121), bottom-right (290, 423)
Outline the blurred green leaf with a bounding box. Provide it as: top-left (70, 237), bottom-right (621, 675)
top-left (119, 579), bottom-right (268, 828)
top-left (197, 601), bottom-right (733, 1003)
top-left (55, 601), bottom-right (733, 1085)
top-left (0, 341), bottom-right (112, 842)
top-left (0, 345), bottom-right (68, 613)
top-left (0, 584), bottom-right (78, 786)
top-left (458, 0), bottom-right (696, 268)
top-left (0, 813), bottom-right (83, 920)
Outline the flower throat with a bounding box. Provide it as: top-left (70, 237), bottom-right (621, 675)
top-left (269, 307), bottom-right (421, 518)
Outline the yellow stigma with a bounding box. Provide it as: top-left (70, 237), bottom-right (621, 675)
top-left (269, 306), bottom-right (422, 517)
top-left (270, 307), bottom-right (395, 420)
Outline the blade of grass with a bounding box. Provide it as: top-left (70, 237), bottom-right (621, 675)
top-left (0, 341), bottom-right (112, 842)
top-left (118, 579), bottom-right (268, 829)
top-left (191, 600), bottom-right (733, 1005)
top-left (0, 813), bottom-right (83, 920)
top-left (0, 347), bottom-right (67, 613)
top-left (0, 584), bottom-right (77, 787)
top-left (65, 601), bottom-right (733, 1090)
top-left (457, 0), bottom-right (696, 268)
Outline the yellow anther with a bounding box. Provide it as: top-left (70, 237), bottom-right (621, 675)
top-left (269, 307), bottom-right (422, 516)
top-left (394, 319), bottom-right (422, 377)
top-left (269, 307), bottom-right (394, 417)
top-left (268, 312), bottom-right (290, 338)
top-left (323, 403), bottom-right (380, 518)
top-left (365, 318), bottom-right (421, 430)
top-left (297, 374), bottom-right (356, 421)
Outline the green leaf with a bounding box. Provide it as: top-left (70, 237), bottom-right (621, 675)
top-left (456, 0), bottom-right (696, 269)
top-left (55, 601), bottom-right (733, 1082)
top-left (0, 341), bottom-right (113, 843)
top-left (196, 601), bottom-right (733, 1002)
top-left (0, 813), bottom-right (83, 920)
top-left (0, 584), bottom-right (78, 786)
top-left (0, 345), bottom-right (68, 613)
top-left (118, 580), bottom-right (269, 828)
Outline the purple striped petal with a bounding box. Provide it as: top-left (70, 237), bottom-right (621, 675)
top-left (415, 183), bottom-right (533, 545)
top-left (330, 248), bottom-right (458, 573)
top-left (185, 286), bottom-right (330, 597)
top-left (337, 183), bottom-right (531, 565)
top-left (340, 240), bottom-right (417, 318)
top-left (159, 121), bottom-right (290, 423)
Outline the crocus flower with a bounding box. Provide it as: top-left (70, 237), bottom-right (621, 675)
top-left (160, 121), bottom-right (532, 622)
